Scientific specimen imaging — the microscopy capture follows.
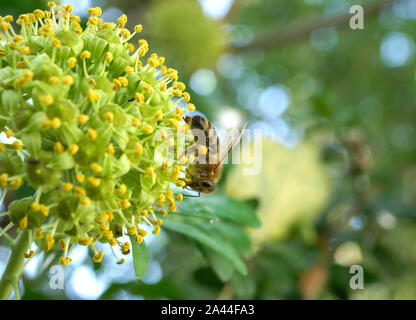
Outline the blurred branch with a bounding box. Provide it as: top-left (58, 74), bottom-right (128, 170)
top-left (232, 0), bottom-right (394, 52)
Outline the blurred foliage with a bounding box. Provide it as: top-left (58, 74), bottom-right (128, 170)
top-left (1, 0), bottom-right (416, 300)
top-left (144, 0), bottom-right (227, 76)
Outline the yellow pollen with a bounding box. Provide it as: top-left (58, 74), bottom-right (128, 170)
top-left (76, 173), bottom-right (85, 183)
top-left (80, 50), bottom-right (91, 60)
top-left (19, 217), bottom-right (28, 229)
top-left (40, 95), bottom-right (54, 105)
top-left (62, 183), bottom-right (74, 191)
top-left (93, 251), bottom-right (104, 263)
top-left (77, 114), bottom-right (89, 124)
top-left (12, 141), bottom-right (23, 150)
top-left (68, 57), bottom-right (77, 68)
top-left (68, 144), bottom-right (79, 155)
top-left (51, 117), bottom-right (61, 129)
top-left (106, 143), bottom-right (115, 155)
top-left (54, 141), bottom-right (64, 154)
top-left (87, 128), bottom-right (98, 140)
top-left (40, 204), bottom-right (49, 216)
top-left (90, 162), bottom-right (102, 172)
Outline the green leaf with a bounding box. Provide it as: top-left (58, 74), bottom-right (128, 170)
top-left (199, 246), bottom-right (234, 282)
top-left (175, 195), bottom-right (260, 227)
top-left (129, 235), bottom-right (149, 280)
top-left (163, 219), bottom-right (247, 275)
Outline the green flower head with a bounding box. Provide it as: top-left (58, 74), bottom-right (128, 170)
top-left (0, 3), bottom-right (195, 265)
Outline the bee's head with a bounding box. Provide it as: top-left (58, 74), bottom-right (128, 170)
top-left (197, 180), bottom-right (216, 194)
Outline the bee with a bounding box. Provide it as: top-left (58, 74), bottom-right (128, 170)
top-left (182, 115), bottom-right (245, 195)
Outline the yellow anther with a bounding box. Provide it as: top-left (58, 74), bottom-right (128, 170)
top-left (52, 38), bottom-right (61, 48)
top-left (88, 176), bottom-right (101, 187)
top-left (118, 77), bottom-right (128, 87)
top-left (24, 250), bottom-right (35, 259)
top-left (13, 35), bottom-right (24, 43)
top-left (76, 173), bottom-right (85, 183)
top-left (187, 103), bottom-right (196, 112)
top-left (125, 66), bottom-right (134, 74)
top-left (61, 75), bottom-right (74, 85)
top-left (117, 258), bottom-right (125, 265)
top-left (146, 167), bottom-right (154, 176)
top-left (135, 235), bottom-right (143, 244)
top-left (116, 184), bottom-right (127, 195)
top-left (40, 95), bottom-right (54, 105)
top-left (105, 111), bottom-right (114, 122)
top-left (12, 141), bottom-right (23, 150)
top-left (140, 209), bottom-right (148, 216)
top-left (93, 251), bottom-right (104, 263)
top-left (5, 129), bottom-right (14, 138)
top-left (152, 225), bottom-right (161, 235)
top-left (45, 234), bottom-right (55, 252)
top-left (132, 118), bottom-right (142, 127)
top-left (80, 50), bottom-right (91, 60)
top-left (176, 180), bottom-right (187, 188)
top-left (106, 143), bottom-right (115, 155)
top-left (169, 118), bottom-right (178, 128)
top-left (172, 89), bottom-right (182, 97)
top-left (54, 141), bottom-right (64, 154)
top-left (62, 182), bottom-right (74, 191)
top-left (161, 209), bottom-right (168, 217)
top-left (77, 114), bottom-right (89, 124)
top-left (68, 144), bottom-right (79, 155)
top-left (75, 186), bottom-right (86, 196)
top-left (47, 2), bottom-right (56, 8)
top-left (68, 57), bottom-right (77, 68)
top-left (36, 228), bottom-right (43, 239)
top-left (134, 24), bottom-right (143, 33)
top-left (105, 51), bottom-right (113, 62)
top-left (135, 92), bottom-right (145, 103)
top-left (49, 76), bottom-right (60, 85)
top-left (159, 82), bottom-right (167, 92)
top-left (118, 198), bottom-right (131, 209)
top-left (127, 43), bottom-right (135, 52)
top-left (142, 124), bottom-right (153, 134)
top-left (109, 238), bottom-right (117, 246)
top-left (10, 177), bottom-right (23, 188)
top-left (80, 197), bottom-right (90, 205)
top-left (78, 237), bottom-right (94, 246)
top-left (183, 92), bottom-right (191, 102)
top-left (0, 173), bottom-right (8, 187)
top-left (128, 226), bottom-right (137, 235)
top-left (41, 120), bottom-right (51, 129)
top-left (156, 219), bottom-right (163, 226)
top-left (112, 79), bottom-right (121, 91)
top-left (30, 202), bottom-right (40, 212)
top-left (90, 162), bottom-right (102, 172)
top-left (173, 81), bottom-right (186, 91)
top-left (135, 142), bottom-right (143, 155)
top-left (51, 117), bottom-right (61, 129)
top-left (143, 83), bottom-right (153, 92)
top-left (176, 193), bottom-right (184, 202)
top-left (87, 128), bottom-right (98, 140)
top-left (59, 257), bottom-right (72, 266)
top-left (40, 204), bottom-right (49, 216)
top-left (19, 216), bottom-right (28, 229)
top-left (154, 109), bottom-right (163, 121)
top-left (19, 46), bottom-right (30, 55)
top-left (87, 88), bottom-right (100, 101)
top-left (59, 239), bottom-right (66, 251)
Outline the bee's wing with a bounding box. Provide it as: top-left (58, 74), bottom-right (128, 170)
top-left (215, 122), bottom-right (247, 169)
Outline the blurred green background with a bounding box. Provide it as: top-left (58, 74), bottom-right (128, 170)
top-left (1, 0), bottom-right (416, 300)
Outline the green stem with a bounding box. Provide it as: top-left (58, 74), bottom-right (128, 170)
top-left (0, 230), bottom-right (30, 300)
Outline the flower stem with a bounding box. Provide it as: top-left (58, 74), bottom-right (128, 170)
top-left (0, 230), bottom-right (30, 300)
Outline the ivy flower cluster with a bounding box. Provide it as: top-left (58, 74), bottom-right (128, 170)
top-left (0, 3), bottom-right (197, 266)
